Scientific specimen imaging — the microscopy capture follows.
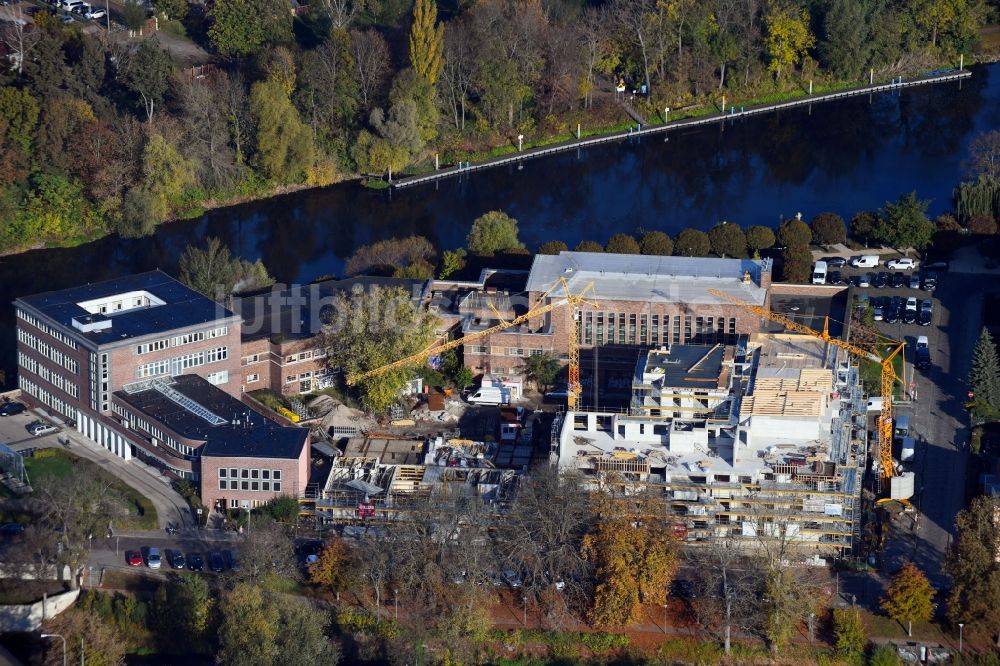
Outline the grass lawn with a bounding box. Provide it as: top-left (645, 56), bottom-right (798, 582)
top-left (24, 449), bottom-right (157, 530)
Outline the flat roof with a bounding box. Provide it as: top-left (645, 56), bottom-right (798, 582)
top-left (234, 276), bottom-right (426, 341)
top-left (114, 375), bottom-right (307, 459)
top-left (525, 252), bottom-right (770, 306)
top-left (635, 344), bottom-right (730, 389)
top-left (16, 270), bottom-right (236, 346)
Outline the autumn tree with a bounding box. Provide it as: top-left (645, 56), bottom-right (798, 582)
top-left (153, 0), bottom-right (187, 19)
top-left (967, 215), bottom-right (998, 235)
top-left (810, 212), bottom-right (847, 245)
top-left (308, 538), bottom-right (353, 595)
top-left (409, 0), bottom-right (443, 84)
top-left (851, 211), bottom-right (879, 246)
top-left (781, 244), bottom-right (813, 282)
top-left (155, 575), bottom-right (212, 646)
top-left (639, 231), bottom-right (672, 255)
top-left (208, 0), bottom-right (291, 57)
top-left (881, 562), bottom-right (934, 636)
top-left (709, 222), bottom-right (747, 258)
top-left (137, 132), bottom-right (196, 224)
top-left (605, 233), bottom-right (640, 254)
top-left (746, 225), bottom-right (776, 254)
top-left (947, 495), bottom-right (1000, 643)
top-left (439, 248), bottom-right (467, 279)
top-left (251, 79), bottom-right (314, 184)
top-left (467, 210), bottom-right (523, 255)
top-left (538, 240), bottom-right (568, 255)
top-left (763, 1), bottom-right (815, 79)
top-left (345, 235), bottom-right (436, 276)
top-left (674, 228), bottom-right (711, 257)
top-left (575, 240), bottom-right (604, 252)
top-left (777, 217), bottom-right (812, 247)
top-left (218, 584), bottom-right (279, 666)
top-left (322, 284), bottom-right (438, 412)
top-left (833, 607), bottom-right (867, 660)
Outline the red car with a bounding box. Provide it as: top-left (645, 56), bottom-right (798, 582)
top-left (125, 550), bottom-right (143, 567)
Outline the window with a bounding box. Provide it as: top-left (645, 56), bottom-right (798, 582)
top-left (247, 373), bottom-right (259, 383)
top-left (286, 374), bottom-right (297, 384)
top-left (207, 370), bottom-right (229, 385)
top-left (273, 482), bottom-right (281, 492)
top-left (251, 481), bottom-right (259, 491)
top-left (684, 316), bottom-right (692, 342)
top-left (230, 468), bottom-right (237, 478)
top-left (251, 469), bottom-right (259, 479)
top-left (651, 314), bottom-right (659, 345)
top-left (241, 469), bottom-right (249, 479)
top-left (219, 479), bottom-right (228, 490)
top-left (528, 349), bottom-right (543, 357)
top-left (273, 470), bottom-right (281, 480)
top-left (628, 313), bottom-right (637, 344)
top-left (262, 470), bottom-right (270, 479)
top-left (220, 468), bottom-right (228, 478)
top-left (230, 499), bottom-right (239, 508)
top-left (584, 312), bottom-right (592, 345)
top-left (618, 313), bottom-right (625, 343)
top-left (241, 481), bottom-right (249, 490)
top-left (471, 345), bottom-right (488, 354)
top-left (640, 314), bottom-right (648, 345)
top-left (606, 314), bottom-right (615, 343)
top-left (244, 354), bottom-right (260, 364)
top-left (262, 481), bottom-right (270, 491)
top-left (596, 313), bottom-right (604, 345)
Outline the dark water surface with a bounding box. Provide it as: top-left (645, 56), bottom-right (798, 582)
top-left (3, 65), bottom-right (1000, 380)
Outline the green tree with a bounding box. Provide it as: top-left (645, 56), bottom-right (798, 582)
top-left (833, 607), bottom-right (866, 659)
top-left (218, 584), bottom-right (279, 666)
top-left (408, 0), bottom-right (444, 84)
top-left (158, 575), bottom-right (211, 644)
top-left (178, 237), bottom-right (274, 299)
top-left (121, 40), bottom-right (171, 123)
top-left (439, 248), bottom-right (467, 278)
top-left (968, 327), bottom-right (1000, 420)
top-left (810, 212), bottom-right (848, 245)
top-left (370, 97), bottom-right (424, 158)
top-left (251, 79), bottom-right (314, 183)
top-left (322, 285), bottom-right (438, 413)
top-left (868, 644), bottom-right (901, 666)
top-left (140, 133), bottom-right (196, 223)
top-left (467, 210), bottom-right (523, 255)
top-left (639, 230), bottom-right (672, 255)
top-left (524, 352), bottom-right (560, 392)
top-left (21, 173), bottom-right (101, 243)
top-left (777, 218), bottom-right (812, 247)
top-left (763, 1), bottom-right (815, 79)
top-left (273, 596), bottom-right (340, 666)
top-left (781, 244), bottom-right (813, 282)
top-left (208, 0), bottom-right (263, 57)
top-left (819, 0), bottom-right (873, 78)
top-left (538, 240), bottom-right (568, 255)
top-left (746, 225), bottom-right (776, 253)
top-left (881, 563), bottom-right (934, 635)
top-left (605, 233), bottom-right (640, 254)
top-left (388, 69), bottom-right (439, 143)
top-left (575, 240), bottom-right (604, 252)
top-left (876, 192), bottom-right (935, 249)
top-left (946, 495), bottom-right (1000, 639)
top-left (708, 222), bottom-right (747, 258)
top-left (351, 130), bottom-right (409, 180)
top-left (121, 0), bottom-right (147, 32)
top-left (674, 228), bottom-right (711, 257)
top-left (851, 211), bottom-right (879, 246)
top-left (153, 0), bottom-right (188, 19)
top-left (0, 87), bottom-right (39, 155)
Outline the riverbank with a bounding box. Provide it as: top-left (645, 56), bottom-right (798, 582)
top-left (395, 68), bottom-right (972, 189)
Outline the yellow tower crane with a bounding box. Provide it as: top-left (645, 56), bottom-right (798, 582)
top-left (707, 288), bottom-right (906, 482)
top-left (346, 279), bottom-right (598, 411)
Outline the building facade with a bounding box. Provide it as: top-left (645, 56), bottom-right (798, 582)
top-left (462, 253), bottom-right (773, 376)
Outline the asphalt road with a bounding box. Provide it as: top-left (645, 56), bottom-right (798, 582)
top-left (0, 409), bottom-right (195, 529)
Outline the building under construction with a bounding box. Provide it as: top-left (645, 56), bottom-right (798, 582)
top-left (552, 333), bottom-right (867, 557)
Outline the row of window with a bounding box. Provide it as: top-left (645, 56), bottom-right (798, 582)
top-left (136, 346), bottom-right (229, 379)
top-left (206, 370), bottom-right (229, 385)
top-left (244, 349), bottom-right (326, 366)
top-left (136, 327), bottom-right (229, 355)
top-left (19, 351), bottom-right (80, 399)
top-left (246, 373), bottom-right (259, 383)
top-left (285, 371), bottom-right (313, 384)
top-left (18, 329), bottom-right (79, 374)
top-left (16, 309), bottom-right (79, 350)
top-left (19, 376), bottom-right (75, 421)
top-left (111, 401), bottom-right (198, 458)
top-left (581, 313), bottom-right (738, 346)
top-left (220, 479), bottom-right (282, 492)
top-left (220, 467), bottom-right (282, 480)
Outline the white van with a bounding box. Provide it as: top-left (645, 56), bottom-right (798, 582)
top-left (811, 260), bottom-right (828, 284)
top-left (850, 255), bottom-right (880, 268)
top-left (466, 386), bottom-right (510, 406)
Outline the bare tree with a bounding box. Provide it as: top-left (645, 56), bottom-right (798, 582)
top-left (350, 29), bottom-right (390, 111)
top-left (966, 130), bottom-right (1000, 180)
top-left (610, 0), bottom-right (656, 97)
top-left (0, 6), bottom-right (38, 76)
top-left (222, 71), bottom-right (252, 166)
top-left (441, 19), bottom-right (474, 130)
top-left (235, 519), bottom-right (298, 585)
top-left (319, 0), bottom-right (362, 30)
top-left (356, 532), bottom-right (393, 613)
top-left (4, 525), bottom-right (61, 581)
top-left (540, 22), bottom-right (583, 115)
top-left (578, 7), bottom-right (611, 109)
top-left (177, 76), bottom-right (238, 190)
top-left (687, 541), bottom-right (761, 656)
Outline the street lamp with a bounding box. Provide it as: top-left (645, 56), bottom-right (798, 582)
top-left (809, 613), bottom-right (815, 642)
top-left (41, 633), bottom-right (66, 666)
top-left (522, 595), bottom-right (527, 626)
top-left (662, 603), bottom-right (668, 634)
top-left (959, 623), bottom-right (964, 654)
top-left (394, 589), bottom-right (399, 621)
top-left (517, 134), bottom-right (524, 151)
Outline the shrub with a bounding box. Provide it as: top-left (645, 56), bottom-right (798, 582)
top-left (967, 215), bottom-right (998, 235)
top-left (674, 228), bottom-right (710, 257)
top-left (708, 222), bottom-right (746, 258)
top-left (579, 632), bottom-right (630, 652)
top-left (639, 231), bottom-right (672, 255)
top-left (574, 240), bottom-right (604, 252)
top-left (746, 225), bottom-right (776, 252)
top-left (811, 212), bottom-right (848, 245)
top-left (777, 218), bottom-right (812, 247)
top-left (537, 240), bottom-right (568, 255)
top-left (605, 233), bottom-right (640, 254)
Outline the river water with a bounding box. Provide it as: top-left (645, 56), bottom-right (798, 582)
top-left (2, 64), bottom-right (999, 380)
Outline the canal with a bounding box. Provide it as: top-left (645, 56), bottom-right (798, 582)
top-left (1, 63), bottom-right (999, 381)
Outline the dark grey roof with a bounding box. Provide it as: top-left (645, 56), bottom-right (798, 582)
top-left (16, 270), bottom-right (236, 346)
top-left (114, 375), bottom-right (307, 460)
top-left (635, 344), bottom-right (728, 387)
top-left (525, 252), bottom-right (771, 306)
top-left (233, 276), bottom-right (426, 341)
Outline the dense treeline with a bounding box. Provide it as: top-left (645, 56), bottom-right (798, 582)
top-left (0, 0), bottom-right (987, 254)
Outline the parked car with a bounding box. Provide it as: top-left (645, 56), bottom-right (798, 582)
top-left (208, 552), bottom-right (225, 573)
top-left (187, 552), bottom-right (204, 571)
top-left (850, 255), bottom-right (880, 268)
top-left (502, 569), bottom-right (522, 589)
top-left (884, 303), bottom-right (899, 324)
top-left (915, 336), bottom-right (931, 370)
top-left (168, 550), bottom-right (185, 569)
top-left (873, 305), bottom-right (884, 321)
top-left (83, 6), bottom-right (105, 17)
top-left (919, 309), bottom-right (932, 326)
top-left (922, 272), bottom-right (938, 291)
top-left (58, 14), bottom-right (75, 23)
top-left (920, 299), bottom-right (933, 313)
top-left (0, 523), bottom-right (25, 536)
top-left (0, 402), bottom-right (25, 416)
top-left (146, 547), bottom-right (161, 569)
top-left (827, 270), bottom-right (843, 285)
top-left (909, 273), bottom-right (922, 289)
top-left (821, 256), bottom-right (847, 268)
top-left (905, 297), bottom-right (918, 312)
top-left (856, 274), bottom-right (872, 288)
top-left (887, 257), bottom-right (917, 270)
top-left (125, 550), bottom-right (143, 567)
top-left (874, 272), bottom-right (889, 288)
top-left (891, 272), bottom-right (907, 288)
top-left (71, 2), bottom-right (90, 13)
top-left (27, 422), bottom-right (57, 436)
